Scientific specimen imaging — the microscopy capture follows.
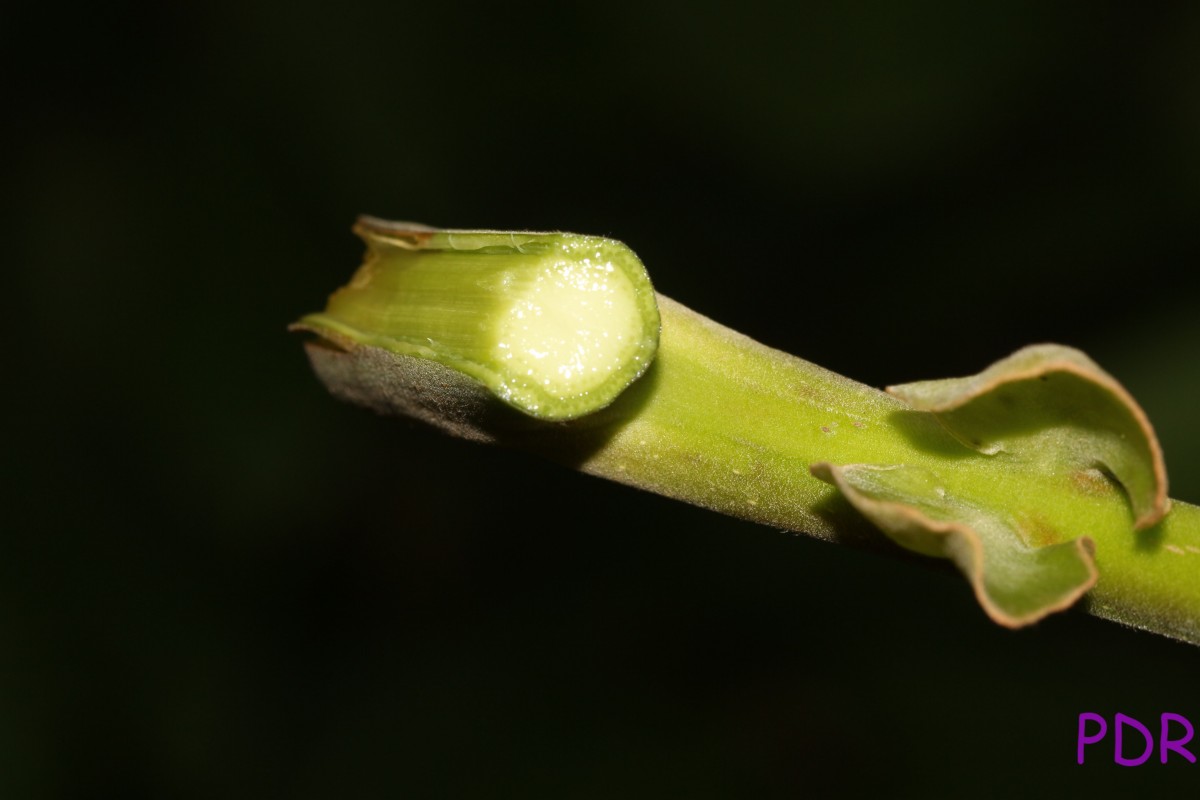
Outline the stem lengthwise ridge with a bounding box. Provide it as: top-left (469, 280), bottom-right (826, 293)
top-left (295, 219), bottom-right (1200, 645)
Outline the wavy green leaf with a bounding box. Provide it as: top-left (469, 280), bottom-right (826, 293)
top-left (886, 344), bottom-right (1168, 528)
top-left (810, 462), bottom-right (1098, 626)
top-left (813, 344), bottom-right (1171, 627)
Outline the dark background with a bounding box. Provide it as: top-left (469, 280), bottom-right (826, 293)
top-left (8, 1), bottom-right (1200, 796)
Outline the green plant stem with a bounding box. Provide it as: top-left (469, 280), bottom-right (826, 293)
top-left (567, 296), bottom-right (1200, 642)
top-left (294, 217), bottom-right (1195, 641)
top-left (304, 293), bottom-right (1200, 644)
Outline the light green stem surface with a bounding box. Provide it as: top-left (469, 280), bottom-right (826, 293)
top-left (561, 297), bottom-right (1200, 642)
top-left (297, 224), bottom-right (1200, 645)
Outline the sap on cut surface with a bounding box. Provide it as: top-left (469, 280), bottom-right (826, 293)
top-left (493, 256), bottom-right (641, 405)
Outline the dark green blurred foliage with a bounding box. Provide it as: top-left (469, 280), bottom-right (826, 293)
top-left (7, 0), bottom-right (1200, 796)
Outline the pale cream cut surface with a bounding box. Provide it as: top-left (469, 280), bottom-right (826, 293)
top-left (494, 259), bottom-right (643, 405)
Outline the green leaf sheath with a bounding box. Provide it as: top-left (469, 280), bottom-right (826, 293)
top-left (294, 218), bottom-right (659, 421)
top-left (297, 223), bottom-right (1200, 644)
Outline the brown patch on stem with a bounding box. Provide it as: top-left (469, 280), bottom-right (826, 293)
top-left (1070, 468), bottom-right (1117, 498)
top-left (1017, 513), bottom-right (1062, 549)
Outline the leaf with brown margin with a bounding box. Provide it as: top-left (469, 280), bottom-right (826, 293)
top-left (886, 345), bottom-right (1168, 529)
top-left (810, 463), bottom-right (1098, 627)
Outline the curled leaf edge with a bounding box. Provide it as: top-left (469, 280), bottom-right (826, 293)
top-left (886, 345), bottom-right (1169, 530)
top-left (810, 461), bottom-right (1100, 629)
